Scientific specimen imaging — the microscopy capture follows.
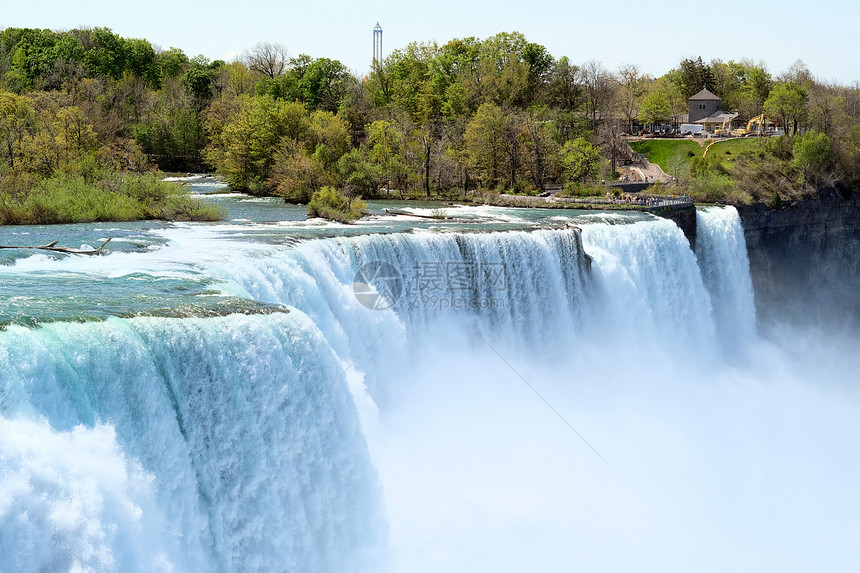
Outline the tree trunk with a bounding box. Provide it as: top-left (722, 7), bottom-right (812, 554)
top-left (423, 139), bottom-right (431, 198)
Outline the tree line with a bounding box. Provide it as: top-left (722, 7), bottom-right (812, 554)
top-left (2, 26), bottom-right (859, 208)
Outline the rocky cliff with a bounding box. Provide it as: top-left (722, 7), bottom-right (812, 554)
top-left (737, 194), bottom-right (860, 329)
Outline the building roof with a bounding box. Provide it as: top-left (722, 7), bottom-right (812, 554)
top-left (694, 111), bottom-right (739, 124)
top-left (689, 88), bottom-right (721, 101)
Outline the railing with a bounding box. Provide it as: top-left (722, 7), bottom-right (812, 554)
top-left (550, 195), bottom-right (693, 208)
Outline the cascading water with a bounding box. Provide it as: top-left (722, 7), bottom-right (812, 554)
top-left (0, 314), bottom-right (383, 572)
top-left (1, 205), bottom-right (858, 572)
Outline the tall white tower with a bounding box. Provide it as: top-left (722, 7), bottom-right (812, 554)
top-left (373, 22), bottom-right (383, 66)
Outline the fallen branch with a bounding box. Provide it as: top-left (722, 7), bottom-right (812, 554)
top-left (0, 238), bottom-right (111, 255)
top-left (383, 208), bottom-right (450, 220)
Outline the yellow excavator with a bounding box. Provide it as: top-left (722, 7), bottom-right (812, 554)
top-left (714, 117), bottom-right (732, 136)
top-left (732, 114), bottom-right (765, 137)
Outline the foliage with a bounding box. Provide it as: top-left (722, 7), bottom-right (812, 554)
top-left (306, 185), bottom-right (367, 223)
top-left (684, 172), bottom-right (750, 204)
top-left (1, 25), bottom-right (859, 214)
top-left (638, 90), bottom-right (671, 127)
top-left (464, 102), bottom-right (510, 189)
top-left (764, 82), bottom-right (808, 135)
top-left (792, 131), bottom-right (834, 184)
top-left (0, 168), bottom-right (223, 224)
top-left (557, 182), bottom-right (605, 197)
top-left (560, 137), bottom-right (603, 183)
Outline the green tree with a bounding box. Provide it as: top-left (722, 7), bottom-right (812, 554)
top-left (0, 90), bottom-right (34, 166)
top-left (205, 95), bottom-right (311, 193)
top-left (677, 56), bottom-right (715, 99)
top-left (464, 102), bottom-right (510, 188)
top-left (336, 147), bottom-right (382, 196)
top-left (366, 119), bottom-right (407, 193)
top-left (82, 27), bottom-right (127, 80)
top-left (764, 82), bottom-right (808, 135)
top-left (156, 47), bottom-right (188, 79)
top-left (546, 56), bottom-right (580, 111)
top-left (296, 57), bottom-right (351, 112)
top-left (560, 137), bottom-right (603, 183)
top-left (638, 89), bottom-right (671, 129)
top-left (270, 142), bottom-right (328, 202)
top-left (792, 130), bottom-right (834, 184)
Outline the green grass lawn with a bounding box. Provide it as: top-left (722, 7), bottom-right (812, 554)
top-left (706, 137), bottom-right (767, 171)
top-left (630, 137), bottom-right (766, 175)
top-left (629, 139), bottom-right (704, 172)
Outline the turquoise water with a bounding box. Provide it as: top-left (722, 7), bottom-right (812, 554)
top-left (2, 179), bottom-right (858, 572)
top-left (0, 176), bottom-right (631, 326)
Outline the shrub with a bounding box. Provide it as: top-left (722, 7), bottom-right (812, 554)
top-left (686, 172), bottom-right (739, 203)
top-left (0, 170), bottom-right (224, 225)
top-left (307, 186), bottom-right (367, 223)
top-left (769, 190), bottom-right (783, 209)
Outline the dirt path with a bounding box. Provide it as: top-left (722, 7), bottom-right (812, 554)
top-left (618, 158), bottom-right (672, 183)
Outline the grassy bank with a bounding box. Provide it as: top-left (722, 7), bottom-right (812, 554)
top-left (0, 170), bottom-right (225, 225)
top-left (631, 137), bottom-right (766, 173)
top-left (629, 139), bottom-right (704, 173)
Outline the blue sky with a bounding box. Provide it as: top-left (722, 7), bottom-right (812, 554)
top-left (3, 0), bottom-right (858, 84)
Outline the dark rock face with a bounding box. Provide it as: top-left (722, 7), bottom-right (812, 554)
top-left (737, 194), bottom-right (860, 328)
top-left (654, 204), bottom-right (697, 250)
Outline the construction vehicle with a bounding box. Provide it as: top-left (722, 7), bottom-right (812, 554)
top-left (732, 114), bottom-right (765, 137)
top-left (714, 117), bottom-right (732, 136)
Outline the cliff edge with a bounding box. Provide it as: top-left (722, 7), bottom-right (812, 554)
top-left (737, 193), bottom-right (860, 328)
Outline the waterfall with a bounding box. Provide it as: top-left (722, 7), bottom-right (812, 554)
top-left (0, 314), bottom-right (383, 572)
top-left (695, 206), bottom-right (757, 355)
top-left (2, 207), bottom-right (857, 572)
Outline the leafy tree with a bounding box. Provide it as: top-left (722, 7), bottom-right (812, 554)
top-left (205, 95), bottom-right (311, 193)
top-left (560, 137), bottom-right (602, 183)
top-left (307, 110), bottom-right (351, 167)
top-left (522, 42), bottom-right (553, 94)
top-left (764, 82), bottom-right (808, 135)
top-left (125, 38), bottom-right (161, 89)
top-left (82, 27), bottom-right (127, 81)
top-left (20, 96), bottom-right (99, 175)
top-left (270, 141), bottom-right (329, 202)
top-left (464, 102), bottom-right (510, 188)
top-left (336, 147), bottom-right (382, 196)
top-left (546, 56), bottom-right (580, 111)
top-left (156, 47), bottom-right (188, 79)
top-left (366, 119), bottom-right (407, 192)
top-left (296, 57), bottom-right (351, 112)
top-left (792, 130), bottom-right (834, 184)
top-left (221, 61), bottom-right (255, 98)
top-left (677, 56), bottom-right (715, 99)
top-left (0, 90), bottom-right (34, 166)
top-left (638, 89), bottom-right (671, 129)
top-left (474, 32), bottom-right (531, 108)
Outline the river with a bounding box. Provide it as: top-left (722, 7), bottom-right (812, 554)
top-left (1, 176), bottom-right (858, 572)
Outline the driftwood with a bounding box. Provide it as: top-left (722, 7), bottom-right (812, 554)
top-left (0, 238), bottom-right (111, 255)
top-left (383, 208), bottom-right (450, 220)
